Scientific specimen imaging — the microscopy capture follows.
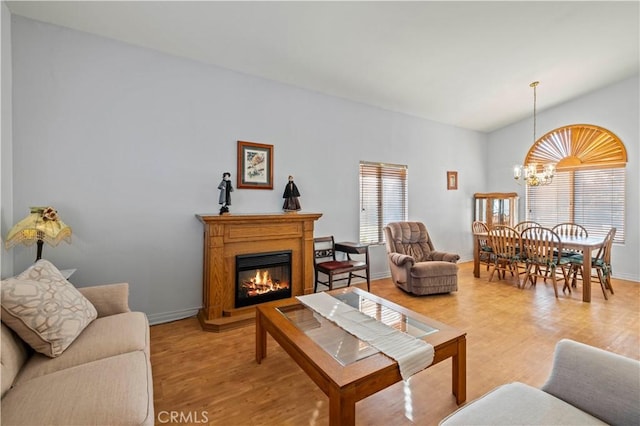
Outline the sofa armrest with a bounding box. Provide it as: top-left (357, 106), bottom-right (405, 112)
top-left (541, 339), bottom-right (640, 426)
top-left (389, 253), bottom-right (415, 267)
top-left (429, 251), bottom-right (460, 263)
top-left (78, 283), bottom-right (131, 318)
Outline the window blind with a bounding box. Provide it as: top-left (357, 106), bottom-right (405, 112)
top-left (359, 162), bottom-right (408, 244)
top-left (526, 168), bottom-right (625, 243)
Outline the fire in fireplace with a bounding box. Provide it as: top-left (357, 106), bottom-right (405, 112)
top-left (235, 251), bottom-right (292, 308)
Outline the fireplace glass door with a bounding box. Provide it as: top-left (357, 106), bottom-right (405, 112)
top-left (235, 251), bottom-right (292, 308)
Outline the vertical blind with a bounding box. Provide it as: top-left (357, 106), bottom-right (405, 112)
top-left (359, 162), bottom-right (408, 244)
top-left (526, 168), bottom-right (625, 243)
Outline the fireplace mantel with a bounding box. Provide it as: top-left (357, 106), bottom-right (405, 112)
top-left (196, 212), bottom-right (322, 332)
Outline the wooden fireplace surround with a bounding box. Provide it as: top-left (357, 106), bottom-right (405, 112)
top-left (196, 212), bottom-right (322, 332)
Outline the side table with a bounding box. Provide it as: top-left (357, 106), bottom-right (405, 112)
top-left (334, 241), bottom-right (370, 291)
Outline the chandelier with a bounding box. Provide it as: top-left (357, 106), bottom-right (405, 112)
top-left (513, 81), bottom-right (556, 186)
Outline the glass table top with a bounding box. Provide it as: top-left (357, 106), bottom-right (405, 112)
top-left (277, 291), bottom-right (438, 366)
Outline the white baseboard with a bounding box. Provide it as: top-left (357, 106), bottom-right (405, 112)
top-left (612, 272), bottom-right (640, 283)
top-left (147, 307), bottom-right (199, 325)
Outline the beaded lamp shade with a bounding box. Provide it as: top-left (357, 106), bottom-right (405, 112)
top-left (5, 207), bottom-right (72, 260)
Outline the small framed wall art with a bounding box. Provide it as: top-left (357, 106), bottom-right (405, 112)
top-left (237, 141), bottom-right (274, 189)
top-left (447, 171), bottom-right (458, 190)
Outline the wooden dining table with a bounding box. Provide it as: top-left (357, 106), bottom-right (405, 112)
top-left (473, 232), bottom-right (606, 303)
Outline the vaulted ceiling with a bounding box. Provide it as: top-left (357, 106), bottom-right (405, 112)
top-left (7, 1), bottom-right (640, 132)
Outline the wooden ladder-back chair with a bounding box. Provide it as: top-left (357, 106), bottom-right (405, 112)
top-left (566, 228), bottom-right (616, 300)
top-left (519, 227), bottom-right (571, 298)
top-left (313, 236), bottom-right (370, 292)
top-left (472, 221), bottom-right (493, 272)
top-left (488, 225), bottom-right (522, 283)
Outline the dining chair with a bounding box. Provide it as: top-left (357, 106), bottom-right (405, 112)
top-left (472, 221), bottom-right (493, 271)
top-left (519, 227), bottom-right (571, 298)
top-left (513, 221), bottom-right (541, 234)
top-left (550, 223), bottom-right (589, 284)
top-left (552, 223), bottom-right (589, 239)
top-left (565, 227), bottom-right (616, 300)
top-left (514, 221), bottom-right (543, 278)
top-left (313, 236), bottom-right (369, 292)
top-left (488, 225), bottom-right (522, 283)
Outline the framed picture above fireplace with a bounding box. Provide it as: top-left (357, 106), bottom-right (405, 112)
top-left (237, 141), bottom-right (274, 189)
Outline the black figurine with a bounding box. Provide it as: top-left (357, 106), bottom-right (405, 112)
top-left (282, 175), bottom-right (301, 211)
top-left (218, 172), bottom-right (234, 215)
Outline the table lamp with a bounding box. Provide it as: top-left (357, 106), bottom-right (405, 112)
top-left (5, 206), bottom-right (72, 261)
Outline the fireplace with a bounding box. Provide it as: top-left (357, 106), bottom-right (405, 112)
top-left (235, 251), bottom-right (292, 308)
top-left (196, 212), bottom-right (322, 332)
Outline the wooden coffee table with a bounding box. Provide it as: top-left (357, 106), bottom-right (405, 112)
top-left (256, 287), bottom-right (466, 426)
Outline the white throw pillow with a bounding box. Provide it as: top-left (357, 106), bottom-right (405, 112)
top-left (1, 260), bottom-right (97, 357)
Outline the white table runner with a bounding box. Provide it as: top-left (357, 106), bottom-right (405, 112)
top-left (297, 292), bottom-right (434, 380)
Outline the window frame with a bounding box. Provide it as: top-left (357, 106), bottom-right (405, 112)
top-left (359, 161), bottom-right (408, 244)
top-left (525, 167), bottom-right (625, 243)
top-left (523, 124), bottom-right (627, 243)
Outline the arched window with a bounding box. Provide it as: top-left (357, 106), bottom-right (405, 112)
top-left (525, 124), bottom-right (627, 243)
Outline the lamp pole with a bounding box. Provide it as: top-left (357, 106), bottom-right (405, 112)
top-left (36, 239), bottom-right (44, 261)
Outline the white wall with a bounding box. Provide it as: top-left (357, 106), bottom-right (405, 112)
top-left (8, 16), bottom-right (637, 324)
top-left (8, 17), bottom-right (486, 323)
top-left (488, 76), bottom-right (640, 282)
top-left (1, 1), bottom-right (13, 277)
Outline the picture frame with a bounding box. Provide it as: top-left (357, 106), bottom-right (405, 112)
top-left (447, 171), bottom-right (458, 190)
top-left (237, 141), bottom-right (274, 189)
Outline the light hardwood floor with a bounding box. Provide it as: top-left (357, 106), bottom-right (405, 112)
top-left (150, 262), bottom-right (640, 426)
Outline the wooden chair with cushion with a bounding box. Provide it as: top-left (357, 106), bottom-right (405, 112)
top-left (519, 227), bottom-right (571, 298)
top-left (488, 225), bottom-right (522, 282)
top-left (551, 222), bottom-right (589, 286)
top-left (565, 227), bottom-right (616, 300)
top-left (383, 222), bottom-right (459, 296)
top-left (552, 222), bottom-right (589, 239)
top-left (472, 221), bottom-right (493, 272)
top-left (313, 236), bottom-right (370, 292)
top-left (513, 220), bottom-right (541, 234)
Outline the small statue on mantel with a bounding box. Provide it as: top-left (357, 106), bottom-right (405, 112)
top-left (218, 172), bottom-right (234, 215)
top-left (282, 175), bottom-right (301, 212)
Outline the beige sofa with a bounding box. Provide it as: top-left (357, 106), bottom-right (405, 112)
top-left (1, 281), bottom-right (154, 425)
top-left (440, 339), bottom-right (640, 425)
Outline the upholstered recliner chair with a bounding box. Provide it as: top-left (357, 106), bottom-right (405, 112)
top-left (384, 222), bottom-right (459, 295)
